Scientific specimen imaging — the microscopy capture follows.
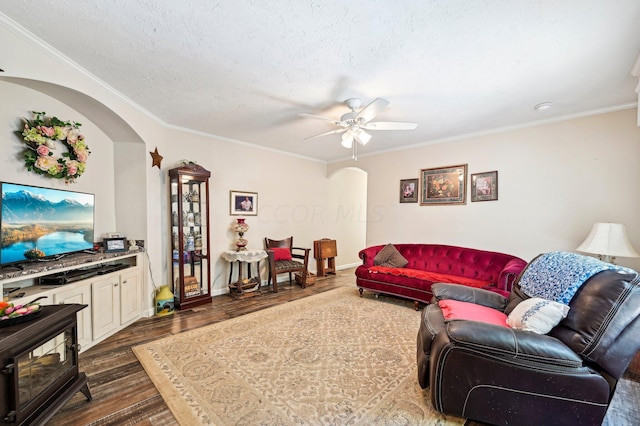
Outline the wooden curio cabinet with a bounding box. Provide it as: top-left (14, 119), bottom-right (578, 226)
top-left (169, 164), bottom-right (212, 309)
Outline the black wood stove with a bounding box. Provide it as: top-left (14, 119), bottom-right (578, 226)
top-left (0, 304), bottom-right (91, 425)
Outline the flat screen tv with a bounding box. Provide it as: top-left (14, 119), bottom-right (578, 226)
top-left (0, 182), bottom-right (95, 266)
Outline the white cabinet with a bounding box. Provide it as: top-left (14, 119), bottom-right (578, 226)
top-left (120, 268), bottom-right (142, 325)
top-left (54, 285), bottom-right (92, 349)
top-left (1, 252), bottom-right (147, 353)
top-left (90, 267), bottom-right (143, 342)
top-left (91, 275), bottom-right (121, 341)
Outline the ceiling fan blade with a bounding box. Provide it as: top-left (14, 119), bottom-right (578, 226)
top-left (355, 98), bottom-right (390, 123)
top-left (361, 121), bottom-right (418, 130)
top-left (305, 128), bottom-right (347, 140)
top-left (298, 113), bottom-right (342, 125)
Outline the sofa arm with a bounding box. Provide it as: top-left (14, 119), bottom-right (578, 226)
top-left (358, 246), bottom-right (382, 267)
top-left (432, 283), bottom-right (508, 311)
top-left (444, 320), bottom-right (583, 367)
top-left (497, 258), bottom-right (527, 292)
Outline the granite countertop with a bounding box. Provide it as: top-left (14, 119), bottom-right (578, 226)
top-left (0, 248), bottom-right (145, 281)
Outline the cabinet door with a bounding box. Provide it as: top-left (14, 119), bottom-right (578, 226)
top-left (120, 268), bottom-right (142, 325)
top-left (54, 284), bottom-right (92, 350)
top-left (91, 276), bottom-right (120, 341)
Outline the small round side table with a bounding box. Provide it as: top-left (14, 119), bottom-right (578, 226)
top-left (220, 250), bottom-right (267, 299)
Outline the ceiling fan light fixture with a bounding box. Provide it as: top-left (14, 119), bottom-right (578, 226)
top-left (341, 132), bottom-right (353, 148)
top-left (299, 97), bottom-right (417, 154)
top-left (356, 129), bottom-right (371, 145)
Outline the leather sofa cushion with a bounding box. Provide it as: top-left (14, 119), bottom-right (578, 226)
top-left (432, 282), bottom-right (509, 311)
top-left (506, 266), bottom-right (640, 378)
top-left (549, 269), bottom-right (640, 373)
top-left (444, 320), bottom-right (584, 367)
top-left (439, 299), bottom-right (509, 328)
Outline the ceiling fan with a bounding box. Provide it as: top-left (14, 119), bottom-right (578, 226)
top-left (298, 98), bottom-right (417, 157)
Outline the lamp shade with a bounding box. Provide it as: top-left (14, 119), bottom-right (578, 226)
top-left (576, 223), bottom-right (639, 258)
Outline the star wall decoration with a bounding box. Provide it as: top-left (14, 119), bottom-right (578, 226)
top-left (149, 147), bottom-right (163, 169)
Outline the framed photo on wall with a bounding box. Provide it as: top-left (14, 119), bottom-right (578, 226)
top-left (471, 171), bottom-right (498, 202)
top-left (420, 164), bottom-right (467, 205)
top-left (399, 178), bottom-right (418, 203)
top-left (230, 190), bottom-right (258, 215)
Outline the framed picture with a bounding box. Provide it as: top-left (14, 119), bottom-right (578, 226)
top-left (104, 237), bottom-right (127, 252)
top-left (471, 171), bottom-right (498, 202)
top-left (230, 190), bottom-right (258, 215)
top-left (420, 164), bottom-right (467, 205)
top-left (399, 178), bottom-right (418, 203)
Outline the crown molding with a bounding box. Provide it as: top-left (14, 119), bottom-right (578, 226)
top-left (0, 12), bottom-right (163, 126)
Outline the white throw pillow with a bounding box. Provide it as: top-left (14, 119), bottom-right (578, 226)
top-left (507, 297), bottom-right (570, 334)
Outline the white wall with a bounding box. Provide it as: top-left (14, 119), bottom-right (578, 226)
top-left (155, 128), bottom-right (366, 295)
top-left (114, 142), bottom-right (147, 240)
top-left (0, 81), bottom-right (117, 238)
top-left (0, 80), bottom-right (367, 300)
top-left (0, 18), bottom-right (367, 307)
top-left (330, 108), bottom-right (640, 270)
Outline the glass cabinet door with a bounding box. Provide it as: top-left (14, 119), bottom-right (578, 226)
top-left (169, 164), bottom-right (212, 309)
top-left (17, 329), bottom-right (74, 411)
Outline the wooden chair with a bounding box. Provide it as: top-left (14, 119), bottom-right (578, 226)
top-left (264, 237), bottom-right (310, 292)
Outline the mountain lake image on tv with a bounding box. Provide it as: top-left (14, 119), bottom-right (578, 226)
top-left (1, 182), bottom-right (95, 266)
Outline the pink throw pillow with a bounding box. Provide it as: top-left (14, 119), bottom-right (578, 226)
top-left (438, 299), bottom-right (509, 328)
top-left (272, 247), bottom-right (292, 261)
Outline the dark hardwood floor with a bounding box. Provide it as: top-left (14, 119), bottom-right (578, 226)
top-left (50, 269), bottom-right (640, 425)
top-left (49, 270), bottom-right (356, 426)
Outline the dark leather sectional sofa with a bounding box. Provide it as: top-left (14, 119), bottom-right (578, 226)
top-left (417, 253), bottom-right (640, 425)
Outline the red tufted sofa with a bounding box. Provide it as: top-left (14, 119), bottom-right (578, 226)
top-left (356, 244), bottom-right (527, 310)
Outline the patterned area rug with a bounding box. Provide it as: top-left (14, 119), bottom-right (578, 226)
top-left (133, 287), bottom-right (465, 425)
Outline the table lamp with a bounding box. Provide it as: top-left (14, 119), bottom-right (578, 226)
top-left (576, 222), bottom-right (639, 264)
top-left (232, 218), bottom-right (249, 251)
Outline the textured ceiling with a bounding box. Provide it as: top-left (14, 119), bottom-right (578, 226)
top-left (1, 1), bottom-right (640, 162)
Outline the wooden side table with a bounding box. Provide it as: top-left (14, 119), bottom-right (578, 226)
top-left (221, 250), bottom-right (267, 299)
top-left (314, 239), bottom-right (337, 277)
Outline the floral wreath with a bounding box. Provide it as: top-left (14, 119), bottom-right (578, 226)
top-left (20, 111), bottom-right (90, 184)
